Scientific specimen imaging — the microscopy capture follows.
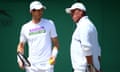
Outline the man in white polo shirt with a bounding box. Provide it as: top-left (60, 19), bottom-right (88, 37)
top-left (17, 1), bottom-right (59, 72)
top-left (65, 2), bottom-right (101, 72)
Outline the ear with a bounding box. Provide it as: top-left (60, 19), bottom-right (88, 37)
top-left (82, 11), bottom-right (86, 16)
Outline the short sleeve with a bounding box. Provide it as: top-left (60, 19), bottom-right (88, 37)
top-left (49, 20), bottom-right (58, 38)
top-left (79, 24), bottom-right (93, 56)
top-left (19, 26), bottom-right (27, 43)
top-left (79, 24), bottom-right (92, 47)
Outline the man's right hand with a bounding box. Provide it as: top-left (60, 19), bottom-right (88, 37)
top-left (18, 61), bottom-right (24, 69)
top-left (49, 56), bottom-right (56, 65)
top-left (17, 42), bottom-right (24, 69)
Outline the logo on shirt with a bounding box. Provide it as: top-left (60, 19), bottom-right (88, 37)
top-left (29, 26), bottom-right (46, 35)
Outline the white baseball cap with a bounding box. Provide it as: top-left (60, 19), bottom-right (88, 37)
top-left (30, 1), bottom-right (46, 12)
top-left (65, 2), bottom-right (86, 14)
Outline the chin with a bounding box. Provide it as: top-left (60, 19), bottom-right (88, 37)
top-left (73, 20), bottom-right (79, 23)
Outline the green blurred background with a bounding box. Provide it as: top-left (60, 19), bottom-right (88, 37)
top-left (0, 0), bottom-right (120, 72)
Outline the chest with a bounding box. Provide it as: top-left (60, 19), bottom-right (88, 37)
top-left (24, 25), bottom-right (50, 40)
top-left (72, 27), bottom-right (80, 40)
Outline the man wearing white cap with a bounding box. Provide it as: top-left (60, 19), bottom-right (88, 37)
top-left (17, 1), bottom-right (59, 72)
top-left (65, 2), bottom-right (101, 72)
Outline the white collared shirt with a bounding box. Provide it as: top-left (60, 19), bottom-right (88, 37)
top-left (71, 16), bottom-right (101, 70)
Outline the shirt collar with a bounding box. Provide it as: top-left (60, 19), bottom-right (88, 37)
top-left (76, 16), bottom-right (88, 26)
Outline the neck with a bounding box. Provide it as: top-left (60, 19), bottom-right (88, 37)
top-left (32, 18), bottom-right (41, 24)
top-left (75, 15), bottom-right (84, 23)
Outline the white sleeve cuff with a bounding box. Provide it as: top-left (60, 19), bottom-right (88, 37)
top-left (52, 47), bottom-right (58, 58)
top-left (82, 45), bottom-right (92, 56)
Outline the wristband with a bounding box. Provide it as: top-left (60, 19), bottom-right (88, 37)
top-left (52, 47), bottom-right (58, 58)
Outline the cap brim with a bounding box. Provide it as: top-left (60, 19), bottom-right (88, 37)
top-left (34, 6), bottom-right (46, 10)
top-left (65, 8), bottom-right (77, 14)
top-left (65, 8), bottom-right (71, 14)
top-left (42, 6), bottom-right (46, 9)
top-left (30, 5), bottom-right (46, 12)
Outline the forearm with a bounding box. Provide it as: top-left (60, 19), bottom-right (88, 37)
top-left (17, 42), bottom-right (24, 54)
top-left (81, 45), bottom-right (93, 64)
top-left (52, 37), bottom-right (59, 48)
top-left (49, 37), bottom-right (59, 65)
top-left (51, 37), bottom-right (59, 58)
top-left (86, 55), bottom-right (93, 64)
top-left (17, 42), bottom-right (25, 63)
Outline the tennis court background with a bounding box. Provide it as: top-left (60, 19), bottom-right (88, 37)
top-left (0, 0), bottom-right (120, 72)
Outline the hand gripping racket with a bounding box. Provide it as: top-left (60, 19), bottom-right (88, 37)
top-left (86, 64), bottom-right (96, 72)
top-left (17, 52), bottom-right (31, 67)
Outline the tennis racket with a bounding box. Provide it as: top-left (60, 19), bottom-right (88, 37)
top-left (17, 52), bottom-right (31, 67)
top-left (86, 64), bottom-right (96, 72)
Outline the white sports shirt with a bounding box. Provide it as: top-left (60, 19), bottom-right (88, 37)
top-left (20, 18), bottom-right (57, 65)
top-left (70, 16), bottom-right (101, 70)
